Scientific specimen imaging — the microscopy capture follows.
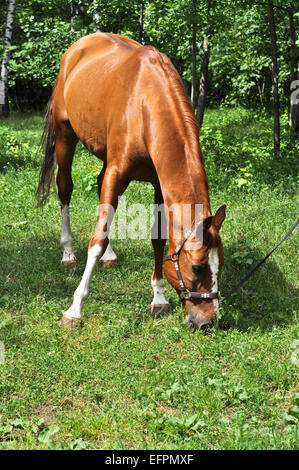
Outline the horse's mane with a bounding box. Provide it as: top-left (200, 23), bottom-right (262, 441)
top-left (143, 46), bottom-right (200, 155)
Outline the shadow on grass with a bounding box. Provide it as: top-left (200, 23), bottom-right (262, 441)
top-left (206, 111), bottom-right (271, 143)
top-left (0, 232), bottom-right (297, 332)
top-left (219, 243), bottom-right (298, 332)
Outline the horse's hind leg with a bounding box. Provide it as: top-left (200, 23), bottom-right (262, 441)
top-left (97, 163), bottom-right (117, 268)
top-left (55, 122), bottom-right (78, 268)
top-left (151, 185), bottom-right (170, 318)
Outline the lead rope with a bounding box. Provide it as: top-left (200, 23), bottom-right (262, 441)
top-left (219, 219), bottom-right (298, 303)
top-left (165, 219), bottom-right (298, 303)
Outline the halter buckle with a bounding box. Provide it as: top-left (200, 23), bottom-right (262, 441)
top-left (180, 290), bottom-right (192, 300)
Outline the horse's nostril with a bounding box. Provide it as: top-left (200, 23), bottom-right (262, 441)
top-left (186, 313), bottom-right (214, 332)
top-left (187, 319), bottom-right (196, 332)
top-left (200, 321), bottom-right (212, 332)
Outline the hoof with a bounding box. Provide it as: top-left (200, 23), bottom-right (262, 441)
top-left (61, 259), bottom-right (77, 269)
top-left (58, 315), bottom-right (81, 328)
top-left (151, 303), bottom-right (171, 319)
top-left (100, 259), bottom-right (117, 269)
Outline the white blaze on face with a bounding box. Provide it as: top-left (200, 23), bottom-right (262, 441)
top-left (208, 248), bottom-right (219, 319)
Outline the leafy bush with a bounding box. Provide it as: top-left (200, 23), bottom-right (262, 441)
top-left (0, 126), bottom-right (39, 171)
top-left (8, 20), bottom-right (89, 88)
top-left (201, 108), bottom-right (299, 193)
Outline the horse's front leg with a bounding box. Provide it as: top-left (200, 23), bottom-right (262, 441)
top-left (97, 163), bottom-right (118, 268)
top-left (151, 186), bottom-right (170, 318)
top-left (59, 167), bottom-right (128, 326)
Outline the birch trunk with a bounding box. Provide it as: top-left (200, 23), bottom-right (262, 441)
top-left (71, 1), bottom-right (84, 30)
top-left (196, 36), bottom-right (210, 129)
top-left (289, 7), bottom-right (299, 145)
top-left (139, 0), bottom-right (144, 44)
top-left (93, 0), bottom-right (105, 32)
top-left (0, 0), bottom-right (16, 117)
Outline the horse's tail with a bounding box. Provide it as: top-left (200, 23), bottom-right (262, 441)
top-left (36, 92), bottom-right (56, 207)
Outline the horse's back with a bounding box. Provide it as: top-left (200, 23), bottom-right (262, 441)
top-left (52, 33), bottom-right (146, 156)
top-left (52, 33), bottom-right (188, 177)
top-left (62, 33), bottom-right (141, 79)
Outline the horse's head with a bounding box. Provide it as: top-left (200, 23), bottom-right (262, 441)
top-left (164, 205), bottom-right (226, 330)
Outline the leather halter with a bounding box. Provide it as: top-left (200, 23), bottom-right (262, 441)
top-left (165, 218), bottom-right (298, 304)
top-left (165, 221), bottom-right (218, 301)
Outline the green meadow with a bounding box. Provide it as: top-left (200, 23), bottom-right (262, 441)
top-left (0, 108), bottom-right (298, 449)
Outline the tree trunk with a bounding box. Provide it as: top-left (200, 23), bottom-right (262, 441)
top-left (267, 0), bottom-right (280, 153)
top-left (92, 0), bottom-right (106, 33)
top-left (71, 2), bottom-right (79, 24)
top-left (93, 1), bottom-right (105, 32)
top-left (117, 11), bottom-right (122, 33)
top-left (293, 76), bottom-right (299, 139)
top-left (139, 0), bottom-right (144, 44)
top-left (196, 36), bottom-right (210, 129)
top-left (289, 8), bottom-right (299, 145)
top-left (71, 1), bottom-right (84, 30)
top-left (0, 0), bottom-right (16, 118)
top-left (256, 76), bottom-right (265, 108)
top-left (191, 0), bottom-right (197, 109)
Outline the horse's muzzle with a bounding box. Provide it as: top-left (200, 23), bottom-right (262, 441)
top-left (186, 312), bottom-right (215, 331)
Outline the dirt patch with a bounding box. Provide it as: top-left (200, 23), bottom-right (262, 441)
top-left (34, 404), bottom-right (57, 426)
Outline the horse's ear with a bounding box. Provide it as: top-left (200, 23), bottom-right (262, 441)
top-left (213, 205), bottom-right (226, 231)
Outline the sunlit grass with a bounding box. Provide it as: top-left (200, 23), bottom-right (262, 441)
top-left (0, 109), bottom-right (298, 449)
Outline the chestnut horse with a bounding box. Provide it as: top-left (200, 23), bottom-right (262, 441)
top-left (37, 33), bottom-right (226, 330)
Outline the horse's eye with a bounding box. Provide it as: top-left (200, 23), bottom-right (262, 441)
top-left (192, 264), bottom-right (206, 274)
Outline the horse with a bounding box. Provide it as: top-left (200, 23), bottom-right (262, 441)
top-left (37, 32), bottom-right (226, 331)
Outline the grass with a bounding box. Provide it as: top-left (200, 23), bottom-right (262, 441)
top-left (0, 108), bottom-right (298, 450)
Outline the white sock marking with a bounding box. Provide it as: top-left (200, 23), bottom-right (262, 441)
top-left (151, 278), bottom-right (168, 306)
top-left (61, 205), bottom-right (76, 263)
top-left (62, 244), bottom-right (103, 319)
top-left (100, 240), bottom-right (117, 262)
top-left (208, 248), bottom-right (219, 319)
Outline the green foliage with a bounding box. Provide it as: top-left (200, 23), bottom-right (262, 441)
top-left (200, 107), bottom-right (299, 193)
top-left (87, 0), bottom-right (143, 36)
top-left (1, 0), bottom-right (297, 110)
top-left (37, 424), bottom-right (60, 444)
top-left (0, 125), bottom-right (39, 170)
top-left (284, 393), bottom-right (299, 425)
top-left (8, 20), bottom-right (88, 87)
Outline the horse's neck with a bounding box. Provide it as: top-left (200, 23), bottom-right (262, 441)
top-left (153, 141), bottom-right (212, 251)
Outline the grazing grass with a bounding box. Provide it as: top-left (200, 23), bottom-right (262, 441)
top-left (0, 108), bottom-right (298, 450)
